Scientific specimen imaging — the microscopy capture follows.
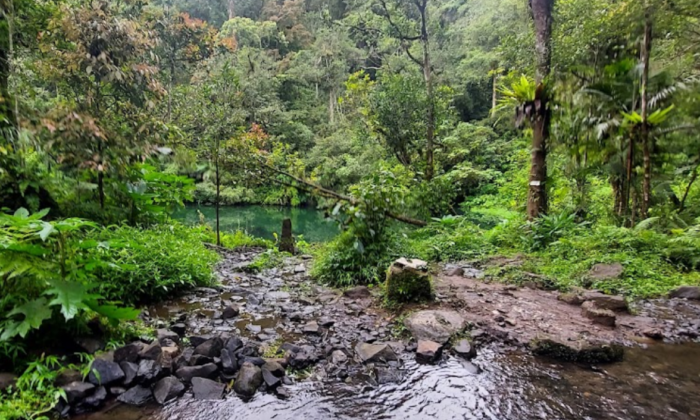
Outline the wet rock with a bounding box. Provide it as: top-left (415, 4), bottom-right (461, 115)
top-left (114, 342), bottom-right (144, 364)
top-left (330, 350), bottom-right (348, 365)
top-left (157, 329), bottom-right (180, 345)
top-left (236, 341), bottom-right (262, 358)
top-left (233, 362), bottom-right (263, 398)
top-left (224, 336), bottom-right (244, 354)
top-left (119, 361), bottom-right (138, 386)
top-left (581, 291), bottom-right (628, 313)
top-left (343, 286), bottom-right (371, 299)
top-left (643, 328), bottom-right (664, 340)
top-left (294, 264), bottom-right (305, 273)
top-left (76, 337), bottom-right (104, 354)
top-left (557, 293), bottom-right (584, 305)
top-left (453, 339), bottom-right (477, 359)
top-left (530, 338), bottom-right (624, 363)
top-left (446, 267), bottom-right (465, 277)
top-left (581, 301), bottom-right (616, 327)
top-left (355, 342), bottom-right (398, 364)
top-left (220, 348), bottom-right (238, 374)
top-left (192, 377), bottom-right (225, 400)
top-left (175, 363), bottom-right (218, 382)
top-left (117, 385), bottom-right (152, 406)
top-left (315, 318), bottom-right (333, 330)
top-left (386, 258), bottom-right (432, 303)
top-left (136, 359), bottom-right (162, 384)
top-left (189, 335), bottom-right (211, 348)
top-left (303, 321), bottom-right (320, 335)
top-left (669, 286), bottom-right (700, 300)
top-left (171, 323), bottom-right (187, 336)
top-left (262, 363), bottom-right (283, 388)
top-left (241, 356), bottom-right (266, 367)
top-left (109, 386), bottom-right (126, 396)
top-left (81, 385), bottom-right (107, 408)
top-left (174, 348), bottom-right (193, 371)
top-left (153, 376), bottom-right (185, 405)
top-left (221, 304), bottom-right (240, 319)
top-left (375, 366), bottom-right (404, 384)
top-left (289, 312), bottom-right (303, 322)
top-left (404, 310), bottom-right (467, 344)
top-left (588, 263), bottom-right (624, 281)
top-left (416, 340), bottom-right (442, 364)
top-left (139, 340), bottom-right (162, 361)
top-left (194, 337), bottom-right (223, 358)
top-left (275, 386), bottom-right (291, 400)
top-left (55, 369), bottom-right (82, 387)
top-left (462, 361), bottom-right (481, 375)
top-left (246, 324), bottom-right (262, 333)
top-left (189, 354), bottom-right (214, 366)
top-left (88, 359), bottom-right (125, 386)
top-left (61, 381), bottom-right (95, 403)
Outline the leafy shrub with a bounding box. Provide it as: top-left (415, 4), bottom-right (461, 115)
top-left (408, 217), bottom-right (495, 262)
top-left (245, 248), bottom-right (288, 272)
top-left (86, 223), bottom-right (219, 304)
top-left (219, 230), bottom-right (272, 250)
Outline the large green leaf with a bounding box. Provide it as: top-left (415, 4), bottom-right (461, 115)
top-left (3, 298), bottom-right (53, 339)
top-left (86, 301), bottom-right (141, 321)
top-left (45, 282), bottom-right (100, 320)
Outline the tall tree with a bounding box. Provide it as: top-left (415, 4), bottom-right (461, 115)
top-left (527, 0), bottom-right (553, 220)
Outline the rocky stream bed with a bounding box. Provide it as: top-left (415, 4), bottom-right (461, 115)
top-left (55, 247), bottom-right (700, 420)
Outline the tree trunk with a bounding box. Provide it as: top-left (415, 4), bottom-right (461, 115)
top-left (527, 0), bottom-right (553, 220)
top-left (491, 70), bottom-right (498, 117)
top-left (623, 132), bottom-right (634, 220)
top-left (215, 138), bottom-right (221, 246)
top-left (640, 12), bottom-right (653, 219)
top-left (0, 0), bottom-right (13, 131)
top-left (98, 171), bottom-right (105, 210)
top-left (168, 54), bottom-right (174, 123)
top-left (419, 0), bottom-right (434, 182)
top-left (329, 90), bottom-right (335, 124)
top-left (228, 0), bottom-right (235, 19)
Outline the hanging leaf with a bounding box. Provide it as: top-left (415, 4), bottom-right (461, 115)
top-left (45, 281), bottom-right (101, 321)
top-left (4, 298), bottom-right (53, 339)
top-left (86, 301), bottom-right (141, 321)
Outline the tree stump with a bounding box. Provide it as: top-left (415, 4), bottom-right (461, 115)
top-left (279, 218), bottom-right (295, 254)
top-left (386, 258), bottom-right (432, 303)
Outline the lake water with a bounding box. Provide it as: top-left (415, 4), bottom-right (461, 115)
top-left (172, 205), bottom-right (339, 242)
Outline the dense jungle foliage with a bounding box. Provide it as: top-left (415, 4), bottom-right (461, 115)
top-left (0, 0), bottom-right (699, 417)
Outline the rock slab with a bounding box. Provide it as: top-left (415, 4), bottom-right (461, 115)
top-left (404, 310), bottom-right (467, 344)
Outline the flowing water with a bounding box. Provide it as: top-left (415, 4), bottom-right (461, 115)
top-left (83, 343), bottom-right (700, 420)
top-left (172, 205), bottom-right (338, 243)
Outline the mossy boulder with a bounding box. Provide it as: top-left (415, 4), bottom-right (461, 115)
top-left (386, 258), bottom-right (433, 303)
top-left (530, 338), bottom-right (624, 363)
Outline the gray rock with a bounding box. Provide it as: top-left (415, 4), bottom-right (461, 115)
top-left (189, 354), bottom-right (214, 366)
top-left (233, 362), bottom-right (263, 398)
top-left (453, 339), bottom-right (477, 359)
top-left (119, 361), bottom-right (138, 386)
top-left (139, 340), bottom-right (162, 361)
top-left (262, 368), bottom-right (281, 388)
top-left (669, 286), bottom-right (700, 300)
top-left (416, 340), bottom-right (442, 364)
top-left (136, 359), bottom-right (162, 384)
top-left (157, 329), bottom-right (180, 345)
top-left (114, 342), bottom-right (144, 364)
top-left (175, 363), bottom-right (218, 382)
top-left (153, 376), bottom-right (185, 404)
top-left (330, 350), bottom-right (348, 365)
top-left (588, 263), bottom-right (624, 281)
top-left (287, 345), bottom-right (318, 370)
top-left (261, 360), bottom-right (285, 387)
top-left (343, 286), bottom-right (371, 299)
top-left (275, 386), bottom-right (291, 399)
top-left (375, 367), bottom-right (404, 384)
top-left (446, 267), bottom-right (465, 277)
top-left (224, 336), bottom-right (244, 354)
top-left (581, 301), bottom-right (616, 327)
top-left (220, 348), bottom-right (238, 374)
top-left (318, 317), bottom-right (335, 328)
top-left (221, 305), bottom-right (240, 319)
top-left (303, 321), bottom-right (320, 334)
top-left (557, 293), bottom-right (584, 305)
top-left (355, 343), bottom-right (398, 364)
top-left (117, 385), bottom-right (152, 406)
top-left (194, 337), bottom-right (224, 358)
top-left (192, 377), bottom-right (225, 400)
top-left (81, 385), bottom-right (107, 408)
top-left (189, 335), bottom-right (211, 347)
top-left (241, 356), bottom-right (266, 367)
top-left (88, 359), bottom-right (125, 386)
top-left (109, 386), bottom-right (127, 396)
top-left (581, 291), bottom-right (628, 313)
top-left (61, 381), bottom-right (95, 403)
top-left (404, 310), bottom-right (467, 344)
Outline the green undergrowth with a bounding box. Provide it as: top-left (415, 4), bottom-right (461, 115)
top-left (218, 230), bottom-right (273, 250)
top-left (87, 223), bottom-right (220, 304)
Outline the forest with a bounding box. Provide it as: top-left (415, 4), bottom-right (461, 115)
top-left (1, 0), bottom-right (700, 418)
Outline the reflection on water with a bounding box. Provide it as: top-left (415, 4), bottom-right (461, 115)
top-left (83, 343), bottom-right (700, 420)
top-left (172, 205), bottom-right (339, 243)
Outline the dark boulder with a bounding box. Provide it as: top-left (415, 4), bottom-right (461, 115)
top-left (139, 340), bottom-right (162, 361)
top-left (194, 337), bottom-right (223, 358)
top-left (88, 359), bottom-right (125, 386)
top-left (220, 348), bottom-right (238, 373)
top-left (189, 335), bottom-right (211, 348)
top-left (55, 369), bottom-right (82, 387)
top-left (416, 340), bottom-right (442, 364)
top-left (75, 337), bottom-right (104, 354)
top-left (171, 323), bottom-right (187, 336)
top-left (261, 361), bottom-right (285, 388)
top-left (581, 291), bottom-right (628, 313)
top-left (136, 359), bottom-right (163, 384)
top-left (61, 381), bottom-right (95, 403)
top-left (157, 329), bottom-right (180, 345)
top-left (355, 343), bottom-right (398, 364)
top-left (669, 286), bottom-right (700, 300)
top-left (153, 376), bottom-right (185, 404)
top-left (114, 342), bottom-right (144, 364)
top-left (221, 305), bottom-right (240, 319)
top-left (80, 385), bottom-right (107, 408)
top-left (224, 336), bottom-right (244, 354)
top-left (117, 385), bottom-right (153, 406)
top-left (233, 362), bottom-right (263, 398)
top-left (192, 377), bottom-right (225, 400)
top-left (453, 339), bottom-right (477, 360)
top-left (175, 363), bottom-right (218, 382)
top-left (343, 286), bottom-right (371, 299)
top-left (119, 361), bottom-right (138, 387)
